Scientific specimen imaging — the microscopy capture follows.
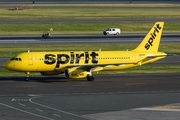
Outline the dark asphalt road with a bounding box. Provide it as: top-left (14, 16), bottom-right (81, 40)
top-left (0, 34), bottom-right (180, 46)
top-left (0, 1), bottom-right (180, 119)
top-left (0, 73), bottom-right (180, 120)
top-left (0, 73), bottom-right (180, 96)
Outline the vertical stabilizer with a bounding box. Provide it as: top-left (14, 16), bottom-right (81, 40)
top-left (132, 22), bottom-right (164, 52)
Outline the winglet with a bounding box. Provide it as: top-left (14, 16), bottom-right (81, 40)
top-left (132, 22), bottom-right (164, 52)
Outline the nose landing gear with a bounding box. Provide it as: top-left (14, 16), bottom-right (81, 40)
top-left (87, 75), bottom-right (94, 81)
top-left (24, 72), bottom-right (30, 81)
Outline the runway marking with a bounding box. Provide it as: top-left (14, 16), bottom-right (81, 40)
top-left (29, 97), bottom-right (92, 120)
top-left (0, 102), bottom-right (54, 120)
top-left (0, 40), bottom-right (39, 42)
top-left (126, 83), bottom-right (146, 86)
top-left (53, 114), bottom-right (61, 117)
top-left (28, 94), bottom-right (40, 97)
top-left (18, 103), bottom-right (26, 107)
top-left (155, 105), bottom-right (180, 109)
top-left (12, 98), bottom-right (29, 102)
top-left (135, 107), bottom-right (180, 112)
top-left (15, 86), bottom-right (36, 88)
top-left (1, 90), bottom-right (180, 97)
top-left (35, 108), bottom-right (43, 112)
top-left (71, 84), bottom-right (92, 87)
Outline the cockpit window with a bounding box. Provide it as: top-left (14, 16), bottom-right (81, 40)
top-left (10, 58), bottom-right (22, 61)
top-left (10, 58), bottom-right (15, 60)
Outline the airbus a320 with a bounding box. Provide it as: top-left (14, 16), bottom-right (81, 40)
top-left (4, 22), bottom-right (167, 81)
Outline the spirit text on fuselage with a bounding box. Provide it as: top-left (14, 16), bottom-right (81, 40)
top-left (44, 52), bottom-right (99, 68)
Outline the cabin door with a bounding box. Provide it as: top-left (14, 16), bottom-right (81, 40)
top-left (27, 54), bottom-right (33, 65)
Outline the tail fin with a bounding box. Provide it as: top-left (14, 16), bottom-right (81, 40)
top-left (132, 22), bottom-right (164, 52)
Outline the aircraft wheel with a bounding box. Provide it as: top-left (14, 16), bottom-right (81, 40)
top-left (87, 76), bottom-right (94, 81)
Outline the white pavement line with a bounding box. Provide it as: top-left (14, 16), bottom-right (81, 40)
top-left (29, 97), bottom-right (93, 120)
top-left (134, 107), bottom-right (180, 112)
top-left (18, 103), bottom-right (26, 107)
top-left (53, 114), bottom-right (61, 117)
top-left (0, 40), bottom-right (39, 41)
top-left (12, 98), bottom-right (29, 102)
top-left (0, 102), bottom-right (54, 120)
top-left (35, 108), bottom-right (43, 112)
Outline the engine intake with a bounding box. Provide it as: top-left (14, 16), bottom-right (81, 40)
top-left (64, 68), bottom-right (90, 79)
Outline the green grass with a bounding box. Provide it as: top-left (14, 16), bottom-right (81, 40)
top-left (3, 3), bottom-right (180, 7)
top-left (0, 3), bottom-right (180, 35)
top-left (1, 4), bottom-right (179, 19)
top-left (1, 65), bottom-right (180, 76)
top-left (0, 22), bottom-right (180, 35)
top-left (1, 8), bottom-right (178, 19)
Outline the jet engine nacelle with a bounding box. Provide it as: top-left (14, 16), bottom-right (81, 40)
top-left (64, 68), bottom-right (90, 79)
top-left (40, 71), bottom-right (61, 75)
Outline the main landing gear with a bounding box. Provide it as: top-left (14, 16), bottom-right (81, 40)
top-left (86, 70), bottom-right (94, 81)
top-left (87, 76), bottom-right (94, 81)
top-left (24, 72), bottom-right (30, 81)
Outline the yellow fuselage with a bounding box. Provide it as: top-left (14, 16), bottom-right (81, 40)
top-left (4, 51), bottom-right (166, 73)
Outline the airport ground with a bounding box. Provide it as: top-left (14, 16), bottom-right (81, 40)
top-left (1, 73), bottom-right (180, 120)
top-left (0, 1), bottom-right (180, 120)
top-left (0, 34), bottom-right (180, 120)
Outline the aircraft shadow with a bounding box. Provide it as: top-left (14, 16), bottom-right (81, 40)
top-left (0, 76), bottom-right (70, 83)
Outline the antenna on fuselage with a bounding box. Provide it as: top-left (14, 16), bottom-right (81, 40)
top-left (28, 50), bottom-right (30, 52)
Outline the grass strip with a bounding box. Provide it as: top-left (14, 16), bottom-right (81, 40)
top-left (0, 3), bottom-right (180, 35)
top-left (0, 22), bottom-right (180, 35)
top-left (1, 8), bottom-right (180, 19)
top-left (2, 4), bottom-right (180, 7)
top-left (1, 65), bottom-right (180, 76)
top-left (1, 4), bottom-right (180, 20)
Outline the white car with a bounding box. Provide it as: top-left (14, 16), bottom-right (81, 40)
top-left (103, 28), bottom-right (121, 35)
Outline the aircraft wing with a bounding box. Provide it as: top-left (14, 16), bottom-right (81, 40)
top-left (62, 61), bottom-right (137, 72)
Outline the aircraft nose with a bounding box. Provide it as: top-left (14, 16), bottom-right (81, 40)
top-left (3, 61), bottom-right (13, 70)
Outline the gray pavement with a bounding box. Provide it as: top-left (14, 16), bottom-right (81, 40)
top-left (0, 73), bottom-right (180, 120)
top-left (0, 1), bottom-right (180, 119)
top-left (0, 34), bottom-right (180, 46)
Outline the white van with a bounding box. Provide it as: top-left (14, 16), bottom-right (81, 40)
top-left (103, 28), bottom-right (121, 35)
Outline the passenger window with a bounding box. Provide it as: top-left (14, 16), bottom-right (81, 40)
top-left (15, 58), bottom-right (18, 61)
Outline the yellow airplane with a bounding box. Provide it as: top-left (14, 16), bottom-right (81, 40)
top-left (4, 22), bottom-right (167, 81)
